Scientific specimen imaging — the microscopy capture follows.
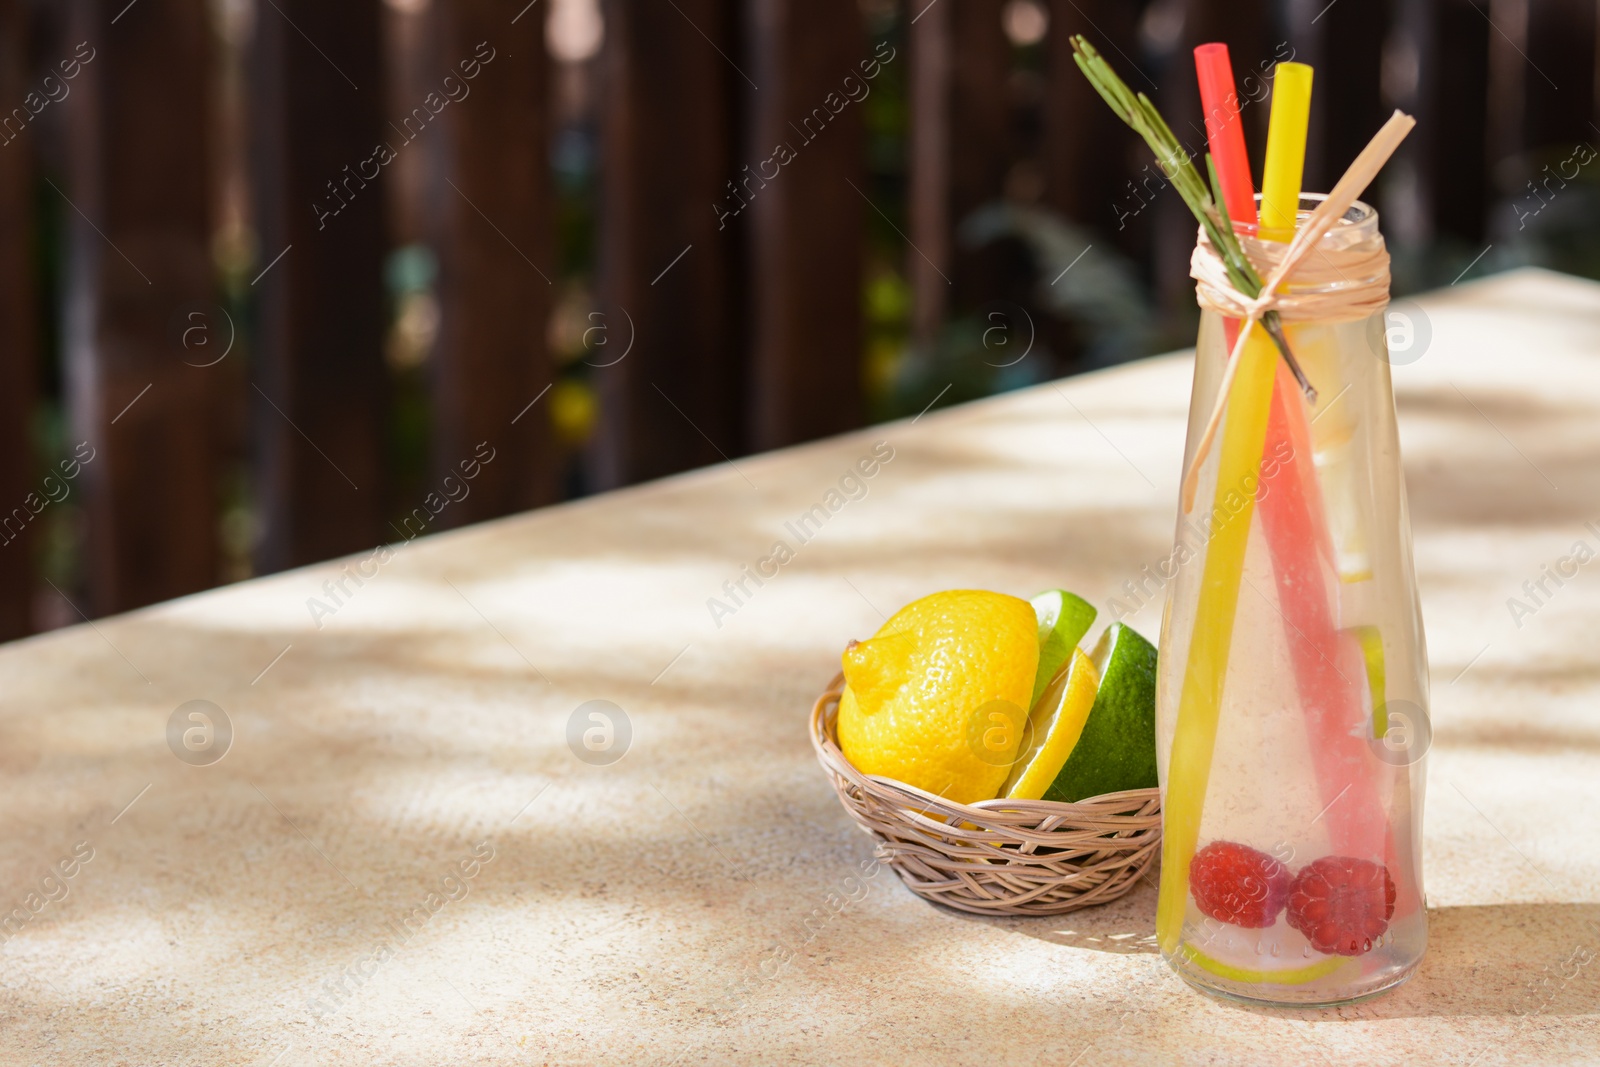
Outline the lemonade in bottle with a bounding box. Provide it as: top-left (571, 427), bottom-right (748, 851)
top-left (1155, 58), bottom-right (1428, 1002)
top-left (1156, 219), bottom-right (1430, 1001)
top-left (1069, 39), bottom-right (1430, 1003)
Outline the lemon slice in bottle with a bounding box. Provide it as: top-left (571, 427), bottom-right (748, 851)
top-left (1181, 944), bottom-right (1353, 986)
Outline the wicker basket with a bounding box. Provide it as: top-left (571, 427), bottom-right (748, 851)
top-left (811, 673), bottom-right (1161, 916)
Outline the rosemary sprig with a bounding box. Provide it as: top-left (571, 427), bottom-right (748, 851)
top-left (1070, 36), bottom-right (1315, 402)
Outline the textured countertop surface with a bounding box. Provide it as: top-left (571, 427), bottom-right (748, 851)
top-left (1, 268), bottom-right (1597, 1065)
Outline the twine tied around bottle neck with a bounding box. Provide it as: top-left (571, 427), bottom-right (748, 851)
top-left (1179, 110), bottom-right (1416, 515)
top-left (1190, 228), bottom-right (1392, 324)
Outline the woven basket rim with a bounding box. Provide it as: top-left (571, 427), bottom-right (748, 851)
top-left (809, 672), bottom-right (1162, 916)
top-left (810, 672), bottom-right (1161, 822)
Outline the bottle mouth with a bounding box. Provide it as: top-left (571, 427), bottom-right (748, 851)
top-left (1230, 194), bottom-right (1380, 250)
top-left (1195, 191), bottom-right (1389, 307)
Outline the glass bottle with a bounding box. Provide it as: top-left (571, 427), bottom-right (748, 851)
top-left (1155, 196), bottom-right (1428, 1005)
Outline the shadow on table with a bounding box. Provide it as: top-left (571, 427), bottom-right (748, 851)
top-left (973, 885), bottom-right (1599, 1021)
top-left (1300, 901), bottom-right (1598, 1021)
top-left (1195, 902), bottom-right (1599, 1022)
top-left (953, 873), bottom-right (1162, 955)
top-left (1400, 385), bottom-right (1600, 530)
top-left (1437, 697), bottom-right (1600, 755)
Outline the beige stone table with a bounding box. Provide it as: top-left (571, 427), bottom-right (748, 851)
top-left (2, 267), bottom-right (1598, 1065)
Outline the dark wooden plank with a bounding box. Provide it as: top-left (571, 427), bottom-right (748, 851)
top-left (1520, 0), bottom-right (1596, 152)
top-left (1408, 0), bottom-right (1491, 242)
top-left (907, 0), bottom-right (951, 343)
top-left (743, 0), bottom-right (865, 451)
top-left (593, 0), bottom-right (742, 487)
top-left (63, 0), bottom-right (215, 615)
top-left (0, 0), bottom-right (35, 637)
top-left (381, 0), bottom-right (439, 250)
top-left (946, 0), bottom-right (1012, 311)
top-left (251, 0), bottom-right (388, 570)
top-left (1288, 0), bottom-right (1392, 193)
top-left (429, 0), bottom-right (557, 525)
top-left (1042, 0), bottom-right (1147, 248)
top-left (908, 0), bottom-right (1010, 340)
top-left (1150, 0), bottom-right (1273, 324)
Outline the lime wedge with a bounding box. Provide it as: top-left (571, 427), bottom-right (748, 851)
top-left (1042, 622), bottom-right (1158, 803)
top-left (1002, 647), bottom-right (1099, 800)
top-left (1029, 590), bottom-right (1097, 708)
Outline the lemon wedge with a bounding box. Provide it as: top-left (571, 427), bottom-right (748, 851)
top-left (1001, 646), bottom-right (1099, 800)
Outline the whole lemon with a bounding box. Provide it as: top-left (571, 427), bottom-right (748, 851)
top-left (836, 590), bottom-right (1039, 804)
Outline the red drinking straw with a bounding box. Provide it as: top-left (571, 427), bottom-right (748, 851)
top-left (1194, 44), bottom-right (1257, 226)
top-left (1191, 46), bottom-right (1393, 876)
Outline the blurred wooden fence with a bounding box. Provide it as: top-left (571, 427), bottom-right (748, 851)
top-left (0, 0), bottom-right (1593, 632)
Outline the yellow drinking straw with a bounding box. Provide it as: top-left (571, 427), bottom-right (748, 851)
top-left (1260, 63), bottom-right (1313, 241)
top-left (1156, 62), bottom-right (1314, 955)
